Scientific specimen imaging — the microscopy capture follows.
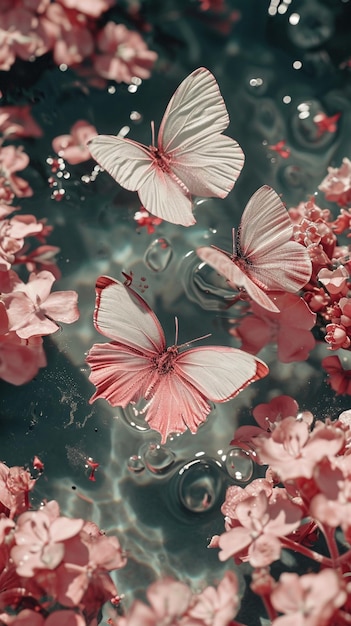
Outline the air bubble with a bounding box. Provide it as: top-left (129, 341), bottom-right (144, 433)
top-left (224, 447), bottom-right (254, 482)
top-left (140, 443), bottom-right (175, 474)
top-left (127, 455), bottom-right (145, 473)
top-left (144, 238), bottom-right (173, 272)
top-left (178, 459), bottom-right (223, 513)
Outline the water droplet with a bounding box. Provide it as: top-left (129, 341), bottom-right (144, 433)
top-left (144, 238), bottom-right (173, 272)
top-left (178, 459), bottom-right (223, 513)
top-left (181, 251), bottom-right (235, 311)
top-left (225, 447), bottom-right (254, 482)
top-left (119, 403), bottom-right (150, 433)
top-left (127, 455), bottom-right (145, 473)
top-left (140, 443), bottom-right (175, 474)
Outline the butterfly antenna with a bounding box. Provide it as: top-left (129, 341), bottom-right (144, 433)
top-left (174, 316), bottom-right (179, 345)
top-left (232, 227), bottom-right (236, 257)
top-left (151, 121), bottom-right (155, 147)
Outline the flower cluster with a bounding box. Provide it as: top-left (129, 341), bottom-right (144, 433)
top-left (109, 571), bottom-right (240, 626)
top-left (0, 0), bottom-right (158, 85)
top-left (0, 118), bottom-right (79, 385)
top-left (214, 395), bottom-right (351, 624)
top-left (0, 461), bottom-right (126, 625)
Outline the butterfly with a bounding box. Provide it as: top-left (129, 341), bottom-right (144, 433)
top-left (86, 276), bottom-right (268, 443)
top-left (88, 67), bottom-right (245, 227)
top-left (196, 185), bottom-right (312, 313)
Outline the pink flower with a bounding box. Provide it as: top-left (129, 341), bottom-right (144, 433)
top-left (188, 571), bottom-right (240, 626)
top-left (255, 418), bottom-right (345, 481)
top-left (93, 22), bottom-right (158, 83)
top-left (318, 265), bottom-right (349, 295)
top-left (313, 111), bottom-right (341, 136)
top-left (44, 3), bottom-right (94, 66)
top-left (52, 120), bottom-right (97, 165)
top-left (0, 463), bottom-right (36, 518)
top-left (57, 0), bottom-right (114, 17)
top-left (134, 208), bottom-right (163, 234)
top-left (309, 456), bottom-right (351, 529)
top-left (0, 105), bottom-right (42, 138)
top-left (268, 140), bottom-right (291, 159)
top-left (0, 145), bottom-right (33, 198)
top-left (232, 294), bottom-right (316, 363)
top-left (325, 323), bottom-right (350, 350)
top-left (14, 244), bottom-right (61, 279)
top-left (319, 157), bottom-right (351, 206)
top-left (270, 570), bottom-right (346, 626)
top-left (323, 355), bottom-right (351, 395)
top-left (0, 332), bottom-right (46, 385)
top-left (217, 488), bottom-right (302, 566)
top-left (3, 270), bottom-right (79, 339)
top-left (11, 501), bottom-right (84, 577)
top-left (0, 214), bottom-right (43, 270)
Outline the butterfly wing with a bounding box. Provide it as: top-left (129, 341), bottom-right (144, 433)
top-left (197, 245), bottom-right (280, 312)
top-left (144, 346), bottom-right (268, 443)
top-left (238, 186), bottom-right (312, 292)
top-left (88, 135), bottom-right (154, 191)
top-left (158, 67), bottom-right (245, 198)
top-left (91, 276), bottom-right (166, 354)
top-left (86, 276), bottom-right (166, 406)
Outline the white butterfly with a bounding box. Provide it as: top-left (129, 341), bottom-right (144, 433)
top-left (88, 67), bottom-right (245, 227)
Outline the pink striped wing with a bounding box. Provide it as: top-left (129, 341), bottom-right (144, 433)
top-left (88, 68), bottom-right (244, 226)
top-left (197, 186), bottom-right (312, 312)
top-left (86, 277), bottom-right (268, 442)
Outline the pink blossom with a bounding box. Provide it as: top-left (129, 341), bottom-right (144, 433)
top-left (93, 22), bottom-right (158, 83)
top-left (0, 5), bottom-right (54, 65)
top-left (0, 332), bottom-right (46, 385)
top-left (318, 265), bottom-right (349, 295)
top-left (313, 111), bottom-right (341, 136)
top-left (332, 207), bottom-right (351, 234)
top-left (309, 456), bottom-right (351, 529)
top-left (319, 157), bottom-right (351, 206)
top-left (270, 570), bottom-right (346, 626)
top-left (44, 3), bottom-right (94, 66)
top-left (188, 571), bottom-right (240, 626)
top-left (14, 244), bottom-right (61, 279)
top-left (325, 323), bottom-right (350, 350)
top-left (11, 502), bottom-right (84, 577)
top-left (255, 417), bottom-right (345, 481)
top-left (0, 145), bottom-right (33, 198)
top-left (52, 120), bottom-right (97, 165)
top-left (134, 208), bottom-right (163, 234)
top-left (0, 105), bottom-right (42, 138)
top-left (0, 214), bottom-right (43, 270)
top-left (57, 0), bottom-right (114, 17)
top-left (232, 294), bottom-right (316, 363)
top-left (323, 355), bottom-right (351, 395)
top-left (4, 270), bottom-right (79, 338)
top-left (268, 140), bottom-right (291, 159)
top-left (0, 463), bottom-right (35, 518)
top-left (217, 488), bottom-right (302, 566)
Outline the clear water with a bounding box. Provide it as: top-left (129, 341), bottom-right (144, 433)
top-left (1, 0), bottom-right (351, 620)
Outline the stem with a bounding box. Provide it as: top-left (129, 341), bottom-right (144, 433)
top-left (321, 524), bottom-right (340, 565)
top-left (280, 536), bottom-right (333, 566)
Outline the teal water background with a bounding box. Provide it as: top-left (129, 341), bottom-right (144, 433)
top-left (1, 0), bottom-right (351, 622)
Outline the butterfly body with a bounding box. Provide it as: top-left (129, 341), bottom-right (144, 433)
top-left (197, 186), bottom-right (312, 312)
top-left (88, 67), bottom-right (244, 226)
top-left (86, 276), bottom-right (268, 442)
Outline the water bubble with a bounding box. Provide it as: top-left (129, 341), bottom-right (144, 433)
top-left (178, 459), bottom-right (223, 513)
top-left (288, 4), bottom-right (333, 48)
top-left (140, 443), bottom-right (175, 474)
top-left (181, 251), bottom-right (235, 311)
top-left (144, 238), bottom-right (173, 272)
top-left (119, 404), bottom-right (150, 433)
top-left (224, 447), bottom-right (254, 482)
top-left (127, 455), bottom-right (145, 473)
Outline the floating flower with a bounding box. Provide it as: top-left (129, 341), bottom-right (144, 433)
top-left (319, 157), bottom-right (351, 206)
top-left (52, 120), bottom-right (97, 164)
top-left (93, 22), bottom-right (158, 83)
top-left (322, 354), bottom-right (351, 395)
top-left (3, 270), bottom-right (79, 339)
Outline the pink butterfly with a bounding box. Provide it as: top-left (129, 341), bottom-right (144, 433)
top-left (86, 276), bottom-right (268, 443)
top-left (88, 67), bottom-right (245, 227)
top-left (197, 186), bottom-right (312, 313)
